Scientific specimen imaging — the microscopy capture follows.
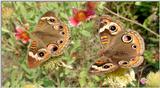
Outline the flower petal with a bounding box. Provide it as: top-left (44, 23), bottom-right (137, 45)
top-left (15, 35), bottom-right (21, 40)
top-left (86, 1), bottom-right (97, 10)
top-left (85, 9), bottom-right (96, 20)
top-left (22, 40), bottom-right (27, 44)
top-left (85, 9), bottom-right (95, 17)
top-left (69, 17), bottom-right (80, 26)
top-left (72, 8), bottom-right (78, 15)
top-left (140, 77), bottom-right (147, 84)
top-left (15, 27), bottom-right (23, 33)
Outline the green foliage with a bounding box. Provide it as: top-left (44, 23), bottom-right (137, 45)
top-left (2, 1), bottom-right (159, 87)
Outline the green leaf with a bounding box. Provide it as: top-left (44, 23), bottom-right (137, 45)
top-left (60, 81), bottom-right (65, 87)
top-left (80, 30), bottom-right (91, 37)
top-left (79, 70), bottom-right (87, 87)
top-left (60, 12), bottom-right (68, 19)
top-left (43, 78), bottom-right (54, 87)
top-left (135, 2), bottom-right (142, 6)
top-left (71, 39), bottom-right (81, 51)
top-left (144, 50), bottom-right (155, 64)
top-left (2, 28), bottom-right (10, 33)
top-left (93, 76), bottom-right (101, 81)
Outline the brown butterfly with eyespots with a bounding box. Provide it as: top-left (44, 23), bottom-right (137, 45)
top-left (89, 15), bottom-right (145, 74)
top-left (27, 11), bottom-right (70, 68)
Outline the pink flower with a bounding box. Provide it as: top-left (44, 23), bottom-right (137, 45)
top-left (69, 2), bottom-right (97, 27)
top-left (69, 17), bottom-right (80, 27)
top-left (140, 77), bottom-right (147, 85)
top-left (85, 9), bottom-right (96, 20)
top-left (15, 26), bottom-right (30, 44)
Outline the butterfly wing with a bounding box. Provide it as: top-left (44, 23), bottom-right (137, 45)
top-left (89, 56), bottom-right (119, 75)
top-left (96, 15), bottom-right (124, 48)
top-left (35, 11), bottom-right (70, 56)
top-left (27, 11), bottom-right (70, 68)
top-left (118, 30), bottom-right (145, 68)
top-left (119, 56), bottom-right (144, 68)
top-left (28, 34), bottom-right (51, 68)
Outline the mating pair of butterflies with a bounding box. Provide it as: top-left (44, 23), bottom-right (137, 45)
top-left (28, 11), bottom-right (145, 74)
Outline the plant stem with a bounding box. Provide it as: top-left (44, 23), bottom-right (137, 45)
top-left (104, 7), bottom-right (160, 38)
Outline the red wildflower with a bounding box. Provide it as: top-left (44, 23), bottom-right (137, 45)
top-left (69, 2), bottom-right (97, 26)
top-left (86, 1), bottom-right (97, 10)
top-left (15, 26), bottom-right (30, 44)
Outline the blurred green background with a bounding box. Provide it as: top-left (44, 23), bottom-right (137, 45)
top-left (2, 2), bottom-right (159, 87)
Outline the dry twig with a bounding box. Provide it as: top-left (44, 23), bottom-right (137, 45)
top-left (104, 7), bottom-right (160, 37)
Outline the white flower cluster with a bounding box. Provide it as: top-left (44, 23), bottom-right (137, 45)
top-left (104, 69), bottom-right (136, 87)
